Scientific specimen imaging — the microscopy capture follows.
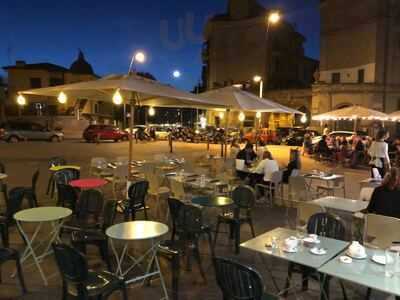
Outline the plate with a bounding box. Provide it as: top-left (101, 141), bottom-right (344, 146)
top-left (282, 246), bottom-right (298, 253)
top-left (345, 250), bottom-right (368, 260)
top-left (310, 247), bottom-right (327, 255)
top-left (371, 255), bottom-right (392, 265)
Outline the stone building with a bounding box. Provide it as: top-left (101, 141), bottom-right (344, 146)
top-left (3, 50), bottom-right (102, 118)
top-left (312, 0), bottom-right (400, 131)
top-left (202, 0), bottom-right (318, 91)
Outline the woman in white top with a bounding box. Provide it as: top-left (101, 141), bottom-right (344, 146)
top-left (368, 129), bottom-right (390, 178)
top-left (250, 150), bottom-right (279, 185)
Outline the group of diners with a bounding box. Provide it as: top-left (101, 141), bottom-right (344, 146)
top-left (232, 141), bottom-right (300, 187)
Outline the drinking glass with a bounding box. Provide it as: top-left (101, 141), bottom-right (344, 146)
top-left (385, 248), bottom-right (399, 277)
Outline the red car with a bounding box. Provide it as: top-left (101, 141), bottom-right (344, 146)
top-left (83, 125), bottom-right (129, 142)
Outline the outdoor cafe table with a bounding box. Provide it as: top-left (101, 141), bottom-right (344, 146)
top-left (106, 221), bottom-right (169, 299)
top-left (319, 248), bottom-right (400, 299)
top-left (70, 178), bottom-right (108, 189)
top-left (14, 206), bottom-right (72, 285)
top-left (192, 195), bottom-right (233, 208)
top-left (240, 227), bottom-right (349, 270)
top-left (304, 173), bottom-right (345, 195)
top-left (311, 196), bottom-right (368, 214)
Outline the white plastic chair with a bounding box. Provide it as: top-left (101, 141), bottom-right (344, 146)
top-left (359, 187), bottom-right (375, 202)
top-left (235, 159), bottom-right (245, 171)
top-left (255, 170), bottom-right (283, 207)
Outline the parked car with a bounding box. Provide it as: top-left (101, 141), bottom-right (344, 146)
top-left (0, 121), bottom-right (64, 143)
top-left (285, 129), bottom-right (320, 146)
top-left (312, 130), bottom-right (368, 145)
top-left (83, 125), bottom-right (129, 142)
top-left (244, 128), bottom-right (277, 145)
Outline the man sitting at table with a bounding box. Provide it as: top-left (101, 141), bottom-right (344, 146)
top-left (249, 150), bottom-right (279, 186)
top-left (367, 167), bottom-right (400, 218)
top-left (236, 143), bottom-right (257, 180)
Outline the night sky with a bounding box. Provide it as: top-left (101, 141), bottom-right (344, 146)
top-left (1, 0), bottom-right (320, 91)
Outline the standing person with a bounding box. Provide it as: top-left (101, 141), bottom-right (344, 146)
top-left (323, 124), bottom-right (330, 136)
top-left (368, 129), bottom-right (391, 178)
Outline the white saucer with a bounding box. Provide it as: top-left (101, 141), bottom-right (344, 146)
top-left (371, 255), bottom-right (392, 265)
top-left (345, 250), bottom-right (368, 260)
top-left (310, 247), bottom-right (327, 255)
top-left (282, 246), bottom-right (298, 253)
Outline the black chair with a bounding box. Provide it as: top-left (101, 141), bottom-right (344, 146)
top-left (167, 197), bottom-right (185, 241)
top-left (54, 168), bottom-right (80, 186)
top-left (124, 180), bottom-right (149, 221)
top-left (52, 243), bottom-right (127, 300)
top-left (213, 257), bottom-right (278, 300)
top-left (56, 183), bottom-right (79, 211)
top-left (157, 202), bottom-right (214, 292)
top-left (213, 185), bottom-right (256, 254)
top-left (23, 169), bottom-right (40, 207)
top-left (0, 186), bottom-right (27, 245)
top-left (62, 189), bottom-right (104, 234)
top-left (0, 162), bottom-right (5, 173)
top-left (71, 200), bottom-right (117, 271)
top-left (285, 213), bottom-right (347, 299)
top-left (0, 248), bottom-right (27, 294)
top-left (46, 156), bottom-right (67, 197)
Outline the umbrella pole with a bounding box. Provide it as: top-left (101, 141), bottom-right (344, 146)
top-left (129, 95), bottom-right (136, 179)
top-left (224, 110), bottom-right (230, 159)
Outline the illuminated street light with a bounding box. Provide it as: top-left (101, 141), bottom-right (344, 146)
top-left (148, 106), bottom-right (155, 116)
top-left (57, 91), bottom-right (67, 104)
top-left (238, 112), bottom-right (245, 122)
top-left (256, 111), bottom-right (262, 119)
top-left (172, 70), bottom-right (181, 78)
top-left (134, 51), bottom-right (146, 64)
top-left (300, 114), bottom-right (308, 124)
top-left (112, 89), bottom-right (123, 105)
top-left (253, 75), bottom-right (263, 98)
top-left (17, 94), bottom-right (26, 106)
top-left (268, 11), bottom-right (281, 24)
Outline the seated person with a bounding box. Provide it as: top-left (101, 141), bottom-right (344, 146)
top-left (253, 150), bottom-right (279, 185)
top-left (367, 168), bottom-right (400, 218)
top-left (282, 149), bottom-right (301, 184)
top-left (236, 143), bottom-right (257, 180)
top-left (316, 135), bottom-right (332, 158)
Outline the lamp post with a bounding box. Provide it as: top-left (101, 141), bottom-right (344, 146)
top-left (264, 11), bottom-right (281, 88)
top-left (253, 75), bottom-right (263, 98)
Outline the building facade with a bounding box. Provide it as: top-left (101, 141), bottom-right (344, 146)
top-left (312, 0), bottom-right (400, 130)
top-left (2, 51), bottom-right (104, 118)
top-left (202, 0), bottom-right (318, 91)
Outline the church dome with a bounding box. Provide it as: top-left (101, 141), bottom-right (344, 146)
top-left (70, 50), bottom-right (94, 75)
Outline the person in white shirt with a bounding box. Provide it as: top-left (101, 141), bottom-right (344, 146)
top-left (368, 129), bottom-right (390, 178)
top-left (250, 150), bottom-right (279, 185)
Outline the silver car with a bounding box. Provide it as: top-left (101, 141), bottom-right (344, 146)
top-left (0, 121), bottom-right (64, 143)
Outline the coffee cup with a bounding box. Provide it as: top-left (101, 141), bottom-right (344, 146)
top-left (348, 241), bottom-right (366, 258)
top-left (285, 236), bottom-right (299, 250)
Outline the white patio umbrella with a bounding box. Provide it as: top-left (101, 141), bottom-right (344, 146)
top-left (388, 111), bottom-right (400, 121)
top-left (20, 73), bottom-right (226, 172)
top-left (312, 105), bottom-right (389, 121)
top-left (201, 86), bottom-right (303, 114)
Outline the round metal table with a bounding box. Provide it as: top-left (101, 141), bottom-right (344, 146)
top-left (70, 178), bottom-right (108, 189)
top-left (106, 221), bottom-right (169, 298)
top-left (14, 207), bottom-right (72, 285)
top-left (191, 196), bottom-right (234, 207)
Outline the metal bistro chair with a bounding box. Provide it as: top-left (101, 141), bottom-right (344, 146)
top-left (56, 183), bottom-right (79, 211)
top-left (124, 180), bottom-right (150, 221)
top-left (147, 172), bottom-right (170, 220)
top-left (53, 168), bottom-right (80, 201)
top-left (71, 200), bottom-right (117, 271)
top-left (255, 170), bottom-right (283, 207)
top-left (23, 169), bottom-right (40, 207)
top-left (213, 185), bottom-right (256, 254)
top-left (52, 243), bottom-right (127, 300)
top-left (46, 156), bottom-right (67, 197)
top-left (285, 213), bottom-right (347, 299)
top-left (213, 257), bottom-right (278, 300)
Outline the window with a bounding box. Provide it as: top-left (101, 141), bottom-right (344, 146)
top-left (30, 78), bottom-right (42, 88)
top-left (331, 73), bottom-right (341, 84)
top-left (49, 77), bottom-right (64, 86)
top-left (358, 69), bottom-right (365, 83)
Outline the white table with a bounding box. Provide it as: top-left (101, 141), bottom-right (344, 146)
top-left (14, 206), bottom-right (72, 285)
top-left (106, 221), bottom-right (169, 299)
top-left (304, 173), bottom-right (345, 196)
top-left (312, 196), bottom-right (368, 213)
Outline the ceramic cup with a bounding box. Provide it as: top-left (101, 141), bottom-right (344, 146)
top-left (349, 241), bottom-right (366, 258)
top-left (285, 236), bottom-right (299, 250)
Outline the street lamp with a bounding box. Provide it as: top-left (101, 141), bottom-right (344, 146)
top-left (264, 11), bottom-right (281, 87)
top-left (268, 11), bottom-right (281, 24)
top-left (300, 114), bottom-right (308, 124)
top-left (148, 106), bottom-right (155, 116)
top-left (112, 89), bottom-right (123, 105)
top-left (128, 50), bottom-right (146, 73)
top-left (172, 70), bottom-right (181, 79)
top-left (253, 75), bottom-right (263, 98)
top-left (238, 112), bottom-right (245, 122)
top-left (16, 94), bottom-right (26, 106)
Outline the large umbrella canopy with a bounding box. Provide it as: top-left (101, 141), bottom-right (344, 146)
top-left (388, 111), bottom-right (400, 121)
top-left (20, 73), bottom-right (225, 109)
top-left (201, 86), bottom-right (303, 114)
top-left (312, 105), bottom-right (389, 121)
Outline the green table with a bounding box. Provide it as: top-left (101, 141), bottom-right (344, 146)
top-left (240, 227), bottom-right (349, 269)
top-left (192, 196), bottom-right (233, 208)
top-left (319, 248), bottom-right (400, 298)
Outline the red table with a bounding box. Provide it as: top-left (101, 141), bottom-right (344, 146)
top-left (70, 178), bottom-right (108, 189)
